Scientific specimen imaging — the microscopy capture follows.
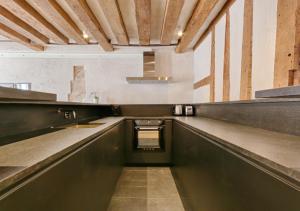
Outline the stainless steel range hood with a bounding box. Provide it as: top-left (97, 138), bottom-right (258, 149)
top-left (126, 52), bottom-right (171, 84)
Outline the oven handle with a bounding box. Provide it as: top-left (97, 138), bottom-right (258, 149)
top-left (135, 126), bottom-right (164, 130)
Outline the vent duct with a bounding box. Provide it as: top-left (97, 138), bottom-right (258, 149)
top-left (126, 52), bottom-right (171, 83)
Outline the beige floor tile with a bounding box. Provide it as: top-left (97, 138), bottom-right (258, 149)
top-left (113, 185), bottom-right (147, 198)
top-left (107, 167), bottom-right (185, 211)
top-left (108, 197), bottom-right (147, 211)
top-left (147, 197), bottom-right (185, 211)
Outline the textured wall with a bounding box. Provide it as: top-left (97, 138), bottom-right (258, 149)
top-left (0, 50), bottom-right (194, 104)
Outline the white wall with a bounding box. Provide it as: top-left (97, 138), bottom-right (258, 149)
top-left (193, 34), bottom-right (211, 103)
top-left (252, 0), bottom-right (277, 97)
top-left (0, 50), bottom-right (194, 104)
top-left (193, 0), bottom-right (278, 103)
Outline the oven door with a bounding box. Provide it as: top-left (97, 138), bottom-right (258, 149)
top-left (135, 126), bottom-right (164, 150)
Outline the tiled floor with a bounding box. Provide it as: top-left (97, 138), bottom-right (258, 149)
top-left (107, 167), bottom-right (185, 211)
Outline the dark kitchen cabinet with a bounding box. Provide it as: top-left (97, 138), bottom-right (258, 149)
top-left (172, 121), bottom-right (300, 211)
top-left (0, 122), bottom-right (125, 211)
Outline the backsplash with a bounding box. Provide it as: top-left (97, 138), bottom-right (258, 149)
top-left (195, 99), bottom-right (300, 136)
top-left (0, 102), bottom-right (112, 145)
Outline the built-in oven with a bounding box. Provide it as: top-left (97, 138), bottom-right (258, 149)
top-left (134, 120), bottom-right (164, 151)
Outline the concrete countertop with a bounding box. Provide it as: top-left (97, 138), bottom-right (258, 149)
top-left (0, 117), bottom-right (124, 192)
top-left (0, 116), bottom-right (299, 193)
top-left (175, 117), bottom-right (300, 185)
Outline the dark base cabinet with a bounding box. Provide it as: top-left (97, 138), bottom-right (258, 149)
top-left (172, 121), bottom-right (300, 211)
top-left (0, 122), bottom-right (125, 211)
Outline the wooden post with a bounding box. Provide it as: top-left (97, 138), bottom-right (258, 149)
top-left (240, 0), bottom-right (253, 100)
top-left (223, 10), bottom-right (230, 101)
top-left (210, 28), bottom-right (216, 102)
top-left (274, 0), bottom-right (300, 87)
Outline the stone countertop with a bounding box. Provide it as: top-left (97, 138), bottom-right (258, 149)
top-left (0, 117), bottom-right (124, 192)
top-left (0, 116), bottom-right (299, 193)
top-left (174, 117), bottom-right (300, 185)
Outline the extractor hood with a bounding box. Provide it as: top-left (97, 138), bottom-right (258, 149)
top-left (126, 52), bottom-right (172, 83)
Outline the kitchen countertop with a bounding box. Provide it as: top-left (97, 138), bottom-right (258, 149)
top-left (0, 116), bottom-right (299, 193)
top-left (0, 117), bottom-right (124, 192)
top-left (175, 117), bottom-right (300, 185)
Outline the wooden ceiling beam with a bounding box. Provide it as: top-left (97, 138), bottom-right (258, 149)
top-left (97, 0), bottom-right (129, 45)
top-left (0, 0), bottom-right (69, 44)
top-left (176, 0), bottom-right (219, 53)
top-left (0, 22), bottom-right (44, 51)
top-left (160, 0), bottom-right (184, 45)
top-left (0, 5), bottom-right (49, 45)
top-left (193, 0), bottom-right (236, 50)
top-left (30, 0), bottom-right (87, 45)
top-left (134, 0), bottom-right (151, 45)
top-left (65, 0), bottom-right (113, 51)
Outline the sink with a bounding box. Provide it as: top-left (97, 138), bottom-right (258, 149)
top-left (65, 122), bottom-right (105, 129)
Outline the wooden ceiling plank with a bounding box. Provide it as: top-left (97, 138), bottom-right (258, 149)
top-left (65, 0), bottom-right (113, 51)
top-left (134, 0), bottom-right (151, 45)
top-left (97, 0), bottom-right (129, 45)
top-left (0, 22), bottom-right (44, 51)
top-left (193, 0), bottom-right (236, 50)
top-left (8, 0), bottom-right (69, 44)
top-left (0, 5), bottom-right (49, 44)
top-left (176, 0), bottom-right (219, 53)
top-left (160, 0), bottom-right (184, 45)
top-left (30, 0), bottom-right (87, 45)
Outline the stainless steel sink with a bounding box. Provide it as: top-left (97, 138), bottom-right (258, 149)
top-left (65, 122), bottom-right (105, 128)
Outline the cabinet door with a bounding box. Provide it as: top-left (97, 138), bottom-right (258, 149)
top-left (0, 122), bottom-right (124, 211)
top-left (221, 148), bottom-right (300, 211)
top-left (172, 121), bottom-right (226, 211)
top-left (172, 121), bottom-right (300, 211)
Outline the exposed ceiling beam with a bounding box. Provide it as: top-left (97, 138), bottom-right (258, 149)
top-left (65, 0), bottom-right (113, 51)
top-left (134, 0), bottom-right (151, 45)
top-left (176, 0), bottom-right (219, 53)
top-left (0, 22), bottom-right (44, 51)
top-left (193, 0), bottom-right (236, 50)
top-left (0, 5), bottom-right (49, 45)
top-left (30, 0), bottom-right (88, 45)
top-left (160, 0), bottom-right (184, 45)
top-left (0, 0), bottom-right (68, 44)
top-left (97, 0), bottom-right (129, 45)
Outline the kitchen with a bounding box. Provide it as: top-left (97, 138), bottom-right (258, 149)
top-left (0, 0), bottom-right (299, 210)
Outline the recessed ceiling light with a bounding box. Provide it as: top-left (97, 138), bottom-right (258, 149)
top-left (82, 31), bottom-right (89, 39)
top-left (178, 31), bottom-right (183, 37)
